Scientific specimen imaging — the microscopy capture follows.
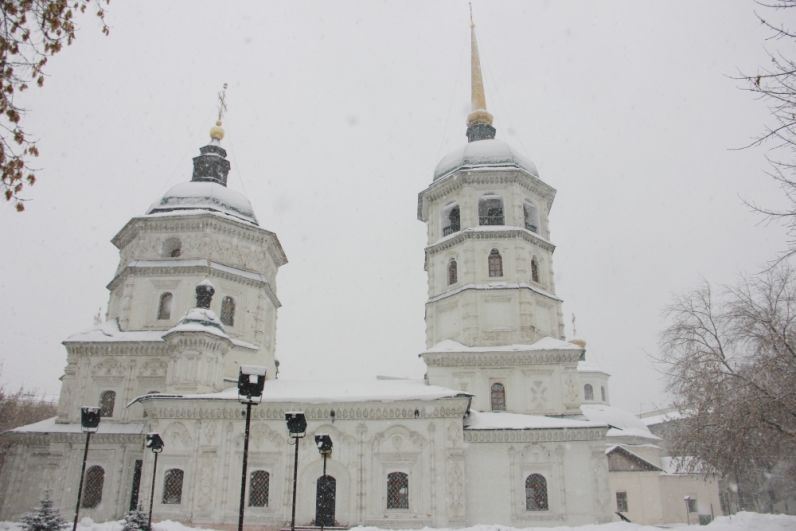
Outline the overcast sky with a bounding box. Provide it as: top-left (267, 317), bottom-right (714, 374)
top-left (0, 1), bottom-right (789, 414)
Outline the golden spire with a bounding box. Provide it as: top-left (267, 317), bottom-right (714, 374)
top-left (209, 83), bottom-right (228, 142)
top-left (467, 4), bottom-right (493, 129)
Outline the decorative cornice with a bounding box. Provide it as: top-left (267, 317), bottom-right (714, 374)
top-left (1, 430), bottom-right (142, 445)
top-left (427, 226), bottom-right (555, 255)
top-left (418, 169), bottom-right (557, 221)
top-left (421, 349), bottom-right (582, 368)
top-left (464, 426), bottom-right (607, 443)
top-left (426, 282), bottom-right (562, 305)
top-left (141, 397), bottom-right (471, 421)
top-left (112, 213), bottom-right (288, 267)
top-left (63, 342), bottom-right (169, 356)
top-left (106, 260), bottom-right (281, 308)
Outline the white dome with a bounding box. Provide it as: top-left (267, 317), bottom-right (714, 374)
top-left (147, 181), bottom-right (258, 225)
top-left (434, 138), bottom-right (538, 181)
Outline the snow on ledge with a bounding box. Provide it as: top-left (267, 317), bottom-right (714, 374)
top-left (10, 417), bottom-right (144, 435)
top-left (426, 337), bottom-right (583, 354)
top-left (465, 410), bottom-right (605, 431)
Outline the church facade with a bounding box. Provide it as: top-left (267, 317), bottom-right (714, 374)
top-left (0, 20), bottom-right (717, 530)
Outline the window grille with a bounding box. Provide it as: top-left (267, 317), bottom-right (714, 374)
top-left (616, 491), bottom-right (628, 512)
top-left (448, 260), bottom-right (458, 285)
top-left (488, 249), bottom-right (503, 277)
top-left (443, 205), bottom-right (461, 236)
top-left (249, 470), bottom-right (269, 507)
top-left (99, 390), bottom-right (115, 417)
top-left (220, 296), bottom-right (235, 326)
top-left (162, 469), bottom-right (184, 504)
top-left (491, 383), bottom-right (506, 411)
top-left (531, 258), bottom-right (540, 283)
top-left (584, 384), bottom-right (594, 401)
top-left (157, 292), bottom-right (173, 320)
top-left (82, 466), bottom-right (105, 508)
top-left (524, 202), bottom-right (539, 233)
top-left (525, 474), bottom-right (548, 511)
top-left (479, 196), bottom-right (504, 225)
top-left (387, 472), bottom-right (409, 509)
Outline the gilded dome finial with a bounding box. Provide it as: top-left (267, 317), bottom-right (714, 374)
top-left (209, 83), bottom-right (228, 142)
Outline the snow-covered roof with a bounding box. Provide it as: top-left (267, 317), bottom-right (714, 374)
top-left (434, 138), bottom-right (538, 181)
top-left (147, 181), bottom-right (258, 225)
top-left (64, 319), bottom-right (257, 350)
top-left (606, 445), bottom-right (662, 471)
top-left (578, 359), bottom-right (608, 374)
top-left (135, 378), bottom-right (470, 405)
top-left (465, 410), bottom-right (605, 430)
top-left (10, 417), bottom-right (144, 435)
top-left (581, 404), bottom-right (660, 440)
top-left (426, 336), bottom-right (582, 354)
top-left (167, 308), bottom-right (228, 339)
top-left (640, 408), bottom-right (684, 426)
top-left (659, 455), bottom-right (709, 475)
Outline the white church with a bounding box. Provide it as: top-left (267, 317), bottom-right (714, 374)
top-left (0, 20), bottom-right (720, 529)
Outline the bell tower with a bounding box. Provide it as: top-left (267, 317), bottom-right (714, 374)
top-left (418, 15), bottom-right (582, 416)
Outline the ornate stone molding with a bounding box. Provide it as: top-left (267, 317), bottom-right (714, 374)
top-left (464, 426), bottom-right (606, 443)
top-left (426, 282), bottom-right (562, 305)
top-left (422, 349), bottom-right (581, 368)
top-left (2, 430), bottom-right (142, 445)
top-left (426, 227), bottom-right (555, 255)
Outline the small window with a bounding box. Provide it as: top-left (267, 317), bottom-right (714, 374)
top-left (442, 204), bottom-right (460, 236)
top-left (686, 497), bottom-right (697, 513)
top-left (82, 466), bottom-right (105, 508)
top-left (584, 384), bottom-right (594, 401)
top-left (524, 201), bottom-right (539, 233)
top-left (220, 296), bottom-right (235, 326)
top-left (525, 474), bottom-right (548, 511)
top-left (531, 258), bottom-right (540, 283)
top-left (488, 249), bottom-right (503, 277)
top-left (99, 390), bottom-right (116, 417)
top-left (157, 292), bottom-right (173, 320)
top-left (162, 237), bottom-right (182, 258)
top-left (601, 386), bottom-right (606, 402)
top-left (616, 491), bottom-right (628, 512)
top-left (490, 383), bottom-right (506, 411)
top-left (387, 472), bottom-right (409, 509)
top-left (162, 469), bottom-right (184, 504)
top-left (479, 195), bottom-right (504, 225)
top-left (249, 470), bottom-right (269, 507)
top-left (448, 259), bottom-right (458, 285)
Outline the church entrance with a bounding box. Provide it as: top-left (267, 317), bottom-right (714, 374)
top-left (315, 475), bottom-right (336, 527)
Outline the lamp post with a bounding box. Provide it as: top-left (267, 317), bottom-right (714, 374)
top-left (145, 433), bottom-right (164, 531)
top-left (285, 412), bottom-right (307, 531)
top-left (237, 366), bottom-right (266, 531)
top-left (73, 406), bottom-right (100, 531)
top-left (314, 434), bottom-right (333, 531)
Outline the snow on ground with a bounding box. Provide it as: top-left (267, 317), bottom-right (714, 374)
top-left (2, 513), bottom-right (796, 531)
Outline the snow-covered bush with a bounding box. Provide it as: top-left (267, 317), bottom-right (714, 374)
top-left (121, 507), bottom-right (149, 531)
top-left (19, 496), bottom-right (68, 531)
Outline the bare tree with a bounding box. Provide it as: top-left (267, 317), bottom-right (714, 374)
top-left (0, 0), bottom-right (109, 211)
top-left (660, 266), bottom-right (796, 510)
top-left (739, 1), bottom-right (796, 262)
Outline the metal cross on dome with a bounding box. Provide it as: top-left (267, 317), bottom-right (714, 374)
top-left (217, 82), bottom-right (228, 123)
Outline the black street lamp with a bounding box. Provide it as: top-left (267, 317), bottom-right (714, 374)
top-left (285, 412), bottom-right (307, 531)
top-left (145, 433), bottom-right (164, 531)
top-left (73, 406), bottom-right (100, 531)
top-left (314, 434), bottom-right (333, 530)
top-left (237, 366), bottom-right (266, 531)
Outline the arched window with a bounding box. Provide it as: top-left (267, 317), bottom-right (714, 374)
top-left (162, 237), bottom-right (182, 258)
top-left (249, 470), bottom-right (269, 507)
top-left (99, 390), bottom-right (115, 417)
top-left (601, 386), bottom-right (606, 402)
top-left (479, 195), bottom-right (504, 225)
top-left (162, 469), bottom-right (184, 504)
top-left (491, 383), bottom-right (506, 411)
top-left (488, 249), bottom-right (503, 277)
top-left (448, 259), bottom-right (458, 285)
top-left (442, 204), bottom-right (460, 236)
top-left (524, 201), bottom-right (539, 233)
top-left (82, 466), bottom-right (105, 508)
top-left (531, 258), bottom-right (540, 283)
top-left (157, 292), bottom-right (173, 320)
top-left (386, 472), bottom-right (409, 509)
top-left (584, 384), bottom-right (594, 401)
top-left (220, 296), bottom-right (235, 326)
top-left (525, 474), bottom-right (549, 511)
